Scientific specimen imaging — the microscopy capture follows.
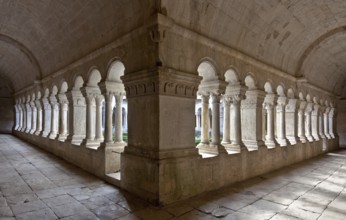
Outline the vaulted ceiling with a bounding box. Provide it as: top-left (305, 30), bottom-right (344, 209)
top-left (163, 0), bottom-right (346, 97)
top-left (0, 0), bottom-right (154, 94)
top-left (1, 0), bottom-right (346, 98)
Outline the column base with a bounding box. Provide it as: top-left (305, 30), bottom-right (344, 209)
top-left (325, 134), bottom-right (331, 139)
top-left (57, 134), bottom-right (68, 142)
top-left (25, 128), bottom-right (31, 133)
top-left (197, 143), bottom-right (227, 155)
top-left (265, 140), bottom-right (278, 149)
top-left (224, 143), bottom-right (248, 153)
top-left (66, 135), bottom-right (85, 146)
top-left (277, 138), bottom-right (288, 147)
top-left (41, 131), bottom-right (50, 138)
top-left (49, 132), bottom-right (58, 140)
top-left (312, 134), bottom-right (320, 141)
top-left (35, 130), bottom-right (42, 136)
top-left (306, 135), bottom-right (314, 142)
top-left (299, 136), bottom-right (307, 143)
top-left (287, 137), bottom-right (298, 145)
top-left (81, 139), bottom-right (102, 149)
top-left (29, 129), bottom-right (36, 134)
top-left (242, 140), bottom-right (265, 151)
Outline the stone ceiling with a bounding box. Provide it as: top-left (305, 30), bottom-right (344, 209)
top-left (1, 0), bottom-right (346, 97)
top-left (0, 0), bottom-right (154, 93)
top-left (163, 0), bottom-right (346, 97)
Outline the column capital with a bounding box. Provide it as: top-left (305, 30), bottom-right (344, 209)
top-left (121, 67), bottom-right (201, 99)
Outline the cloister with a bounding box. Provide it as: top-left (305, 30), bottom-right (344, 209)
top-left (1, 1), bottom-right (346, 219)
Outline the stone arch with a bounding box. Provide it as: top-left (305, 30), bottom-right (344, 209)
top-left (197, 59), bottom-right (219, 82)
top-left (73, 75), bottom-right (84, 89)
top-left (51, 85), bottom-right (58, 95)
top-left (224, 68), bottom-right (240, 85)
top-left (59, 81), bottom-right (68, 93)
top-left (107, 60), bottom-right (125, 83)
top-left (306, 94), bottom-right (312, 102)
top-left (264, 81), bottom-right (274, 94)
top-left (276, 85), bottom-right (286, 97)
top-left (36, 91), bottom-right (42, 99)
top-left (31, 93), bottom-right (36, 101)
top-left (313, 96), bottom-right (319, 104)
top-left (87, 68), bottom-right (102, 87)
top-left (298, 92), bottom-right (305, 100)
top-left (244, 74), bottom-right (257, 90)
top-left (287, 88), bottom-right (295, 99)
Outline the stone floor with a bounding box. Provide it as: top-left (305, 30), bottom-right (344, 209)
top-left (0, 135), bottom-right (345, 220)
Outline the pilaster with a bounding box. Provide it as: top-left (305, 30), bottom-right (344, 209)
top-left (120, 67), bottom-right (201, 204)
top-left (241, 89), bottom-right (265, 150)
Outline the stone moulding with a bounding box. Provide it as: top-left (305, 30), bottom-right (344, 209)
top-left (121, 67), bottom-right (201, 99)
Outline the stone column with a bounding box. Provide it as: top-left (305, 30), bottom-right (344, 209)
top-left (263, 93), bottom-right (277, 148)
top-left (324, 107), bottom-right (331, 139)
top-left (264, 103), bottom-right (276, 148)
top-left (115, 94), bottom-right (124, 143)
top-left (66, 89), bottom-right (86, 145)
top-left (103, 93), bottom-right (114, 144)
top-left (311, 104), bottom-right (320, 141)
top-left (276, 97), bottom-right (287, 146)
top-left (81, 95), bottom-right (97, 147)
top-left (35, 99), bottom-right (43, 135)
top-left (25, 102), bottom-right (32, 133)
top-left (14, 103), bottom-right (19, 130)
top-left (221, 96), bottom-right (231, 145)
top-left (49, 95), bottom-right (59, 139)
top-left (199, 94), bottom-right (210, 145)
top-left (319, 106), bottom-right (325, 139)
top-left (230, 95), bottom-right (243, 147)
top-left (30, 100), bottom-right (37, 134)
top-left (305, 102), bottom-right (313, 142)
top-left (297, 101), bottom-right (307, 143)
top-left (329, 108), bottom-right (335, 138)
top-left (95, 95), bottom-right (104, 142)
top-left (285, 98), bottom-right (299, 145)
top-left (241, 89), bottom-right (265, 150)
top-left (17, 103), bottom-right (23, 130)
top-left (20, 102), bottom-right (27, 132)
top-left (41, 96), bottom-right (51, 137)
top-left (57, 94), bottom-right (68, 141)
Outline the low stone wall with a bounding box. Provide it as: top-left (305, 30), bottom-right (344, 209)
top-left (14, 131), bottom-right (106, 179)
top-left (122, 138), bottom-right (339, 205)
top-left (14, 130), bottom-right (339, 205)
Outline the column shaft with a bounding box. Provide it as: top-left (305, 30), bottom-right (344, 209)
top-left (222, 97), bottom-right (230, 144)
top-left (200, 95), bottom-right (209, 144)
top-left (115, 95), bottom-right (123, 142)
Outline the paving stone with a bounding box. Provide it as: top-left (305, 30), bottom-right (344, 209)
top-left (43, 194), bottom-right (77, 207)
top-left (281, 206), bottom-right (320, 220)
top-left (164, 203), bottom-right (194, 217)
top-left (49, 202), bottom-right (92, 218)
top-left (92, 204), bottom-right (129, 220)
top-left (5, 193), bottom-right (39, 205)
top-left (10, 199), bottom-right (48, 215)
top-left (15, 208), bottom-right (57, 220)
top-left (0, 206), bottom-right (14, 217)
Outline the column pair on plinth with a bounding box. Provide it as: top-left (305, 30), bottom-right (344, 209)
top-left (263, 93), bottom-right (278, 148)
top-left (34, 97), bottom-right (43, 136)
top-left (222, 85), bottom-right (246, 152)
top-left (49, 93), bottom-right (59, 139)
top-left (197, 92), bottom-right (227, 155)
top-left (81, 86), bottom-right (104, 148)
top-left (57, 93), bottom-right (69, 141)
top-left (285, 97), bottom-right (299, 145)
top-left (304, 101), bottom-right (314, 142)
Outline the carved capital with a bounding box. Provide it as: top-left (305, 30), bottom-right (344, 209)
top-left (122, 68), bottom-right (201, 99)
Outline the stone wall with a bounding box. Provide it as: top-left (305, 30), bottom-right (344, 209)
top-left (0, 98), bottom-right (13, 133)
